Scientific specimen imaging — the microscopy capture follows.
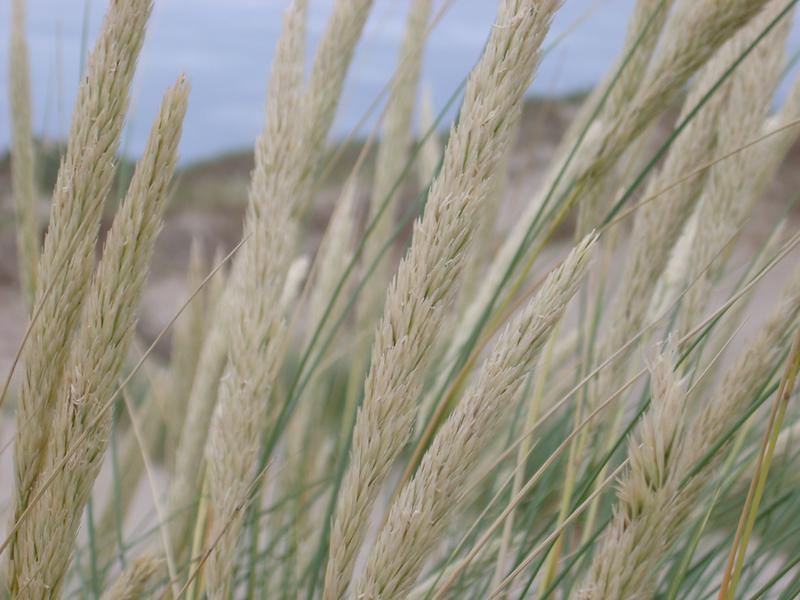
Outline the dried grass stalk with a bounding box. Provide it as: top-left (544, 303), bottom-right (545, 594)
top-left (575, 0), bottom-right (674, 235)
top-left (299, 0), bottom-right (376, 211)
top-left (9, 0), bottom-right (39, 309)
top-left (578, 265), bottom-right (800, 598)
top-left (417, 84), bottom-right (442, 192)
top-left (204, 1), bottom-right (307, 594)
top-left (323, 2), bottom-right (563, 598)
top-left (12, 0), bottom-right (153, 529)
top-left (8, 76), bottom-right (188, 598)
top-left (358, 236), bottom-right (594, 599)
top-left (360, 0), bottom-right (433, 324)
top-left (576, 345), bottom-right (689, 598)
top-left (100, 555), bottom-right (161, 600)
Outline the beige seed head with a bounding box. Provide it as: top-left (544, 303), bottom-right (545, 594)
top-left (299, 0), bottom-right (376, 212)
top-left (360, 0), bottom-right (434, 327)
top-left (101, 555), bottom-right (161, 600)
top-left (357, 235), bottom-right (594, 599)
top-left (9, 0), bottom-right (39, 309)
top-left (9, 75), bottom-right (188, 598)
top-left (280, 254), bottom-right (311, 314)
top-left (577, 343), bottom-right (689, 598)
top-left (579, 265), bottom-right (800, 599)
top-left (308, 179), bottom-right (358, 345)
top-left (417, 83), bottom-right (442, 191)
top-left (166, 315), bottom-right (230, 559)
top-left (204, 0), bottom-right (308, 594)
top-left (323, 3), bottom-right (564, 597)
top-left (686, 266), bottom-right (800, 467)
top-left (12, 0), bottom-right (153, 531)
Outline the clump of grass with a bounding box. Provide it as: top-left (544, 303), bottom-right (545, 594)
top-left (11, 0), bottom-right (153, 536)
top-left (8, 73), bottom-right (188, 597)
top-left (3, 0), bottom-right (800, 598)
top-left (325, 1), bottom-right (563, 596)
top-left (358, 234), bottom-right (594, 599)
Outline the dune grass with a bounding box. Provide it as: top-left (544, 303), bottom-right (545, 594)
top-left (3, 0), bottom-right (800, 598)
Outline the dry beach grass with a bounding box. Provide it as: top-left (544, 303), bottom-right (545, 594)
top-left (1, 0), bottom-right (800, 598)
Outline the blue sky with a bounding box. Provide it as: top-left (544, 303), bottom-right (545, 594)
top-left (0, 1), bottom-right (798, 163)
